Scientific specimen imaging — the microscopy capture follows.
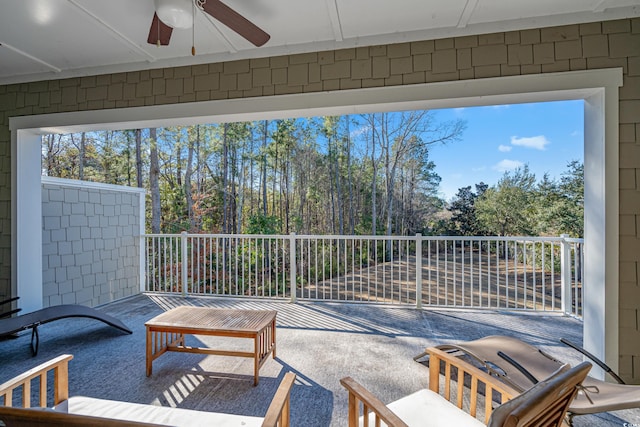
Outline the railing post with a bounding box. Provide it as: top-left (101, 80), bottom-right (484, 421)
top-left (140, 235), bottom-right (146, 293)
top-left (415, 233), bottom-right (422, 309)
top-left (181, 231), bottom-right (188, 297)
top-left (560, 234), bottom-right (571, 314)
top-left (289, 232), bottom-right (297, 303)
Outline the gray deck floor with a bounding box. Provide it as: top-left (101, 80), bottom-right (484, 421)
top-left (1, 293), bottom-right (638, 426)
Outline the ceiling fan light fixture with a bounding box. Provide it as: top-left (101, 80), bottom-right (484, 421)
top-left (154, 0), bottom-right (194, 29)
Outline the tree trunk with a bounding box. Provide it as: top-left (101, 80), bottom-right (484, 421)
top-left (283, 160), bottom-right (290, 234)
top-left (334, 144), bottom-right (344, 235)
top-left (45, 134), bottom-right (56, 176)
top-left (149, 128), bottom-right (161, 234)
top-left (371, 122), bottom-right (377, 236)
top-left (222, 123), bottom-right (229, 234)
top-left (185, 126), bottom-right (195, 230)
top-left (135, 129), bottom-right (143, 188)
top-left (237, 138), bottom-right (246, 233)
top-left (346, 116), bottom-right (355, 234)
top-left (262, 120), bottom-right (268, 216)
top-left (272, 133), bottom-right (278, 218)
top-left (328, 147), bottom-right (336, 234)
top-left (78, 132), bottom-right (85, 180)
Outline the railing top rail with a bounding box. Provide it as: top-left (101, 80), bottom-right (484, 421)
top-left (141, 233), bottom-right (292, 239)
top-left (141, 233), bottom-right (583, 244)
top-left (420, 235), bottom-right (584, 243)
top-left (562, 237), bottom-right (584, 243)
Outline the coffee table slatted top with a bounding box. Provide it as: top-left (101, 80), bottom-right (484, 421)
top-left (145, 306), bottom-right (277, 333)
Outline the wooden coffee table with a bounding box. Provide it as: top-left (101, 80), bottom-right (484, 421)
top-left (145, 306), bottom-right (277, 386)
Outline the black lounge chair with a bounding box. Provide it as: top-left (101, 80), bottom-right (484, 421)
top-left (0, 303), bottom-right (132, 356)
top-left (0, 296), bottom-right (21, 319)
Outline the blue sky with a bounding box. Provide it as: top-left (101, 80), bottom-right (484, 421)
top-left (428, 100), bottom-right (584, 201)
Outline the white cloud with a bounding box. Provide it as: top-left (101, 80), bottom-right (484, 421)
top-left (350, 124), bottom-right (370, 138)
top-left (471, 166), bottom-right (486, 172)
top-left (498, 144), bottom-right (512, 152)
top-left (453, 107), bottom-right (466, 116)
top-left (493, 159), bottom-right (524, 172)
top-left (510, 135), bottom-right (550, 150)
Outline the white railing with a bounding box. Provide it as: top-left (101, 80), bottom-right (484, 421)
top-left (142, 233), bottom-right (583, 317)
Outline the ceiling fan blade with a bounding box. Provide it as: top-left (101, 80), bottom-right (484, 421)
top-left (200, 0), bottom-right (270, 47)
top-left (147, 13), bottom-right (173, 46)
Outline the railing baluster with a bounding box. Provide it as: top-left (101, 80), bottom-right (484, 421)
top-left (469, 239), bottom-right (473, 306)
top-left (416, 234), bottom-right (422, 309)
top-left (427, 239), bottom-right (432, 306)
top-left (542, 241), bottom-right (546, 310)
top-left (461, 239), bottom-right (465, 307)
top-left (551, 242), bottom-right (556, 311)
top-left (436, 240), bottom-right (440, 305)
top-left (532, 241), bottom-right (537, 310)
top-left (575, 242), bottom-right (579, 316)
top-left (523, 240), bottom-right (527, 310)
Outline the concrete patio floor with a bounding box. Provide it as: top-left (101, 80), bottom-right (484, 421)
top-left (1, 293), bottom-right (638, 426)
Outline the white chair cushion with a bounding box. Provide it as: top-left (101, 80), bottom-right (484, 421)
top-left (54, 396), bottom-right (264, 427)
top-left (363, 389), bottom-right (486, 427)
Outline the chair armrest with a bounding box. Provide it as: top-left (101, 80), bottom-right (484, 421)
top-left (262, 372), bottom-right (296, 427)
top-left (427, 347), bottom-right (520, 422)
top-left (340, 376), bottom-right (409, 427)
top-left (560, 338), bottom-right (625, 384)
top-left (0, 407), bottom-right (161, 426)
top-left (0, 354), bottom-right (73, 407)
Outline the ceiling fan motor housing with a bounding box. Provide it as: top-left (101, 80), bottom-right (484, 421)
top-left (154, 0), bottom-right (193, 29)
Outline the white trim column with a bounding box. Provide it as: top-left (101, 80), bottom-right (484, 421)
top-left (12, 129), bottom-right (43, 313)
top-left (139, 190), bottom-right (147, 293)
top-left (583, 82), bottom-right (620, 380)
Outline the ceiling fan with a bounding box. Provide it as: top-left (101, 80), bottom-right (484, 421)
top-left (147, 0), bottom-right (270, 49)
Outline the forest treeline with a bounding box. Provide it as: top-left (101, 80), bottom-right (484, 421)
top-left (42, 111), bottom-right (583, 238)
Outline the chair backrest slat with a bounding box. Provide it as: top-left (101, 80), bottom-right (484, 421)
top-left (487, 361), bottom-right (591, 427)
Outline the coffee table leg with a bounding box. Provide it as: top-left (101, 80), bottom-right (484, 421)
top-left (146, 327), bottom-right (153, 376)
top-left (271, 317), bottom-right (276, 359)
top-left (254, 334), bottom-right (260, 386)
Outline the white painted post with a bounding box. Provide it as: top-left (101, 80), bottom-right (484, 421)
top-left (139, 191), bottom-right (146, 293)
top-left (181, 231), bottom-right (188, 296)
top-left (560, 234), bottom-right (572, 314)
top-left (289, 233), bottom-right (297, 303)
top-left (415, 234), bottom-right (422, 309)
top-left (13, 130), bottom-right (43, 312)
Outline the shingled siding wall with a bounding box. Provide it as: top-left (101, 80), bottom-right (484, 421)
top-left (41, 177), bottom-right (144, 308)
top-left (0, 19), bottom-right (638, 379)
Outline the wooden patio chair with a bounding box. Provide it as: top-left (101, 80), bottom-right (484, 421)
top-left (435, 335), bottom-right (640, 425)
top-left (341, 345), bottom-right (591, 426)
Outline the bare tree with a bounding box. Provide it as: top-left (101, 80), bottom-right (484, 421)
top-left (135, 129), bottom-right (143, 188)
top-left (367, 111), bottom-right (464, 236)
top-left (185, 126), bottom-right (196, 230)
top-left (69, 132), bottom-right (86, 180)
top-left (149, 128), bottom-right (161, 233)
top-left (222, 123), bottom-right (229, 233)
top-left (261, 120), bottom-right (268, 216)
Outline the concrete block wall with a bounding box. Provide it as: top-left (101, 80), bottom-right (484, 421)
top-left (0, 18), bottom-right (639, 380)
top-left (41, 177), bottom-right (144, 307)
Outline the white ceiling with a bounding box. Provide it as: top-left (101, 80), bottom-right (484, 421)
top-left (1, 0), bottom-right (639, 85)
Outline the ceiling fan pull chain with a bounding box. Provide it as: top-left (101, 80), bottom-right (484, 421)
top-left (192, 0), bottom-right (196, 55)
